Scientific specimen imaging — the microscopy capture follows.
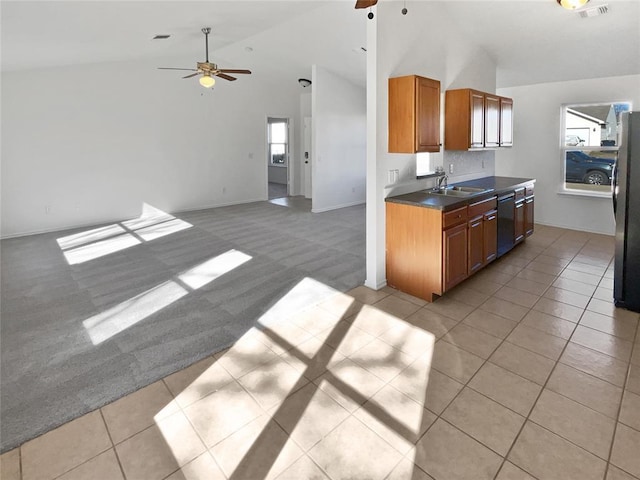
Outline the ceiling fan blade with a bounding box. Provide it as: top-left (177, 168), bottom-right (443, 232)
top-left (355, 0), bottom-right (377, 8)
top-left (182, 72), bottom-right (200, 79)
top-left (216, 73), bottom-right (237, 81)
top-left (158, 67), bottom-right (198, 71)
top-left (218, 69), bottom-right (252, 75)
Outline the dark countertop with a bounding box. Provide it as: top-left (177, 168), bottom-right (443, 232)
top-left (385, 176), bottom-right (535, 211)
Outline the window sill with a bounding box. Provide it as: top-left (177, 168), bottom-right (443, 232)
top-left (557, 188), bottom-right (612, 199)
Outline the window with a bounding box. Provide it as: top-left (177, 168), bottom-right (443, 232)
top-left (268, 118), bottom-right (288, 166)
top-left (561, 102), bottom-right (631, 195)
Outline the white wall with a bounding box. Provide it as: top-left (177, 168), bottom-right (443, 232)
top-left (366, 2), bottom-right (498, 289)
top-left (496, 74), bottom-right (640, 235)
top-left (1, 58), bottom-right (300, 237)
top-left (311, 65), bottom-right (366, 213)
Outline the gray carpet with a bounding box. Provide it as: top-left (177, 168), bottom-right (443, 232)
top-left (0, 197), bottom-right (365, 453)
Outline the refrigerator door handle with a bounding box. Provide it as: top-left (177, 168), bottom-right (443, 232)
top-left (612, 161), bottom-right (618, 216)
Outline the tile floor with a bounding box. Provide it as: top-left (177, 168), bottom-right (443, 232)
top-left (1, 224), bottom-right (640, 480)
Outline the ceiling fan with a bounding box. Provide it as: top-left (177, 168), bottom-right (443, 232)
top-left (158, 27), bottom-right (251, 88)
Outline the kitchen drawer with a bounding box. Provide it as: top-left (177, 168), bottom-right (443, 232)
top-left (468, 196), bottom-right (497, 218)
top-left (443, 206), bottom-right (468, 229)
top-left (525, 184), bottom-right (534, 197)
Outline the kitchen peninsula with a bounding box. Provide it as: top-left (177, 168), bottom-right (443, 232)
top-left (385, 176), bottom-right (535, 302)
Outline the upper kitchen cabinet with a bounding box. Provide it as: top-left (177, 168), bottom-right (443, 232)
top-left (388, 75), bottom-right (441, 153)
top-left (485, 93), bottom-right (500, 148)
top-left (500, 97), bottom-right (513, 147)
top-left (444, 88), bottom-right (513, 150)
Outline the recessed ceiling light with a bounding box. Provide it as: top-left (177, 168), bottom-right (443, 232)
top-left (153, 34), bottom-right (171, 40)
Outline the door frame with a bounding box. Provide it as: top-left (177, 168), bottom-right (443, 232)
top-left (303, 116), bottom-right (312, 199)
top-left (265, 116), bottom-right (292, 199)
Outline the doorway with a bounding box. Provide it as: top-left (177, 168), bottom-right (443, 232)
top-left (267, 117), bottom-right (289, 200)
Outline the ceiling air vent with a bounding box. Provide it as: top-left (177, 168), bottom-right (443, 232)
top-left (153, 34), bottom-right (171, 40)
top-left (578, 4), bottom-right (609, 17)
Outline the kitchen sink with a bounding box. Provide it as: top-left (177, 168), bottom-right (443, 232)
top-left (451, 186), bottom-right (488, 193)
top-left (429, 189), bottom-right (474, 197)
top-left (429, 185), bottom-right (492, 196)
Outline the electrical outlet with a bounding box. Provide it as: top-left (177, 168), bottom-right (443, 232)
top-left (449, 163), bottom-right (454, 174)
top-left (44, 205), bottom-right (51, 214)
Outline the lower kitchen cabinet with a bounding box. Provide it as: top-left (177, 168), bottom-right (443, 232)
top-left (484, 209), bottom-right (498, 263)
top-left (385, 177), bottom-right (535, 302)
top-left (515, 200), bottom-right (525, 244)
top-left (467, 196), bottom-right (497, 275)
top-left (514, 187), bottom-right (525, 244)
top-left (525, 190), bottom-right (535, 237)
top-left (386, 197), bottom-right (497, 302)
top-left (468, 215), bottom-right (484, 275)
top-left (444, 220), bottom-right (468, 291)
top-left (515, 184), bottom-right (535, 243)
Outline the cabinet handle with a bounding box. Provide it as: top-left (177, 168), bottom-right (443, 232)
top-left (486, 214), bottom-right (496, 221)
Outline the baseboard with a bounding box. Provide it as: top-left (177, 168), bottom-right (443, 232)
top-left (0, 197), bottom-right (267, 239)
top-left (533, 220), bottom-right (614, 237)
top-left (311, 200), bottom-right (365, 213)
top-left (364, 278), bottom-right (387, 290)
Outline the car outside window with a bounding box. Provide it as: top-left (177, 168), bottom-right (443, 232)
top-left (561, 102), bottom-right (631, 195)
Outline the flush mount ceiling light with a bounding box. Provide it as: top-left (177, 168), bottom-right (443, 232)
top-left (298, 78), bottom-right (312, 88)
top-left (557, 0), bottom-right (590, 9)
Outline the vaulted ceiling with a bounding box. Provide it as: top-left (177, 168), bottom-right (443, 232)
top-left (1, 0), bottom-right (639, 89)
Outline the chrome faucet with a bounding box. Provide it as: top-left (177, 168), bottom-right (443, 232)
top-left (436, 174), bottom-right (448, 190)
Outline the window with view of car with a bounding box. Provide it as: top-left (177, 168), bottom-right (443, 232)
top-left (561, 102), bottom-right (631, 195)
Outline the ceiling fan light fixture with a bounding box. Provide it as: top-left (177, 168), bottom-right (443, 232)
top-left (298, 78), bottom-right (312, 88)
top-left (199, 74), bottom-right (216, 88)
top-left (557, 0), bottom-right (590, 9)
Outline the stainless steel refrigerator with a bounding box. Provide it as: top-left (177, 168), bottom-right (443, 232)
top-left (613, 111), bottom-right (640, 312)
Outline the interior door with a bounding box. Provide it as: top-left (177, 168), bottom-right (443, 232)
top-left (303, 116), bottom-right (312, 199)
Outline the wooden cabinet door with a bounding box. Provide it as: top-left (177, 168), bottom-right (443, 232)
top-left (483, 209), bottom-right (498, 263)
top-left (525, 197), bottom-right (534, 237)
top-left (443, 223), bottom-right (468, 291)
top-left (484, 94), bottom-right (500, 147)
top-left (416, 76), bottom-right (441, 152)
top-left (470, 92), bottom-right (484, 148)
top-left (468, 216), bottom-right (484, 274)
top-left (389, 75), bottom-right (440, 153)
top-left (500, 97), bottom-right (513, 147)
top-left (514, 200), bottom-right (525, 244)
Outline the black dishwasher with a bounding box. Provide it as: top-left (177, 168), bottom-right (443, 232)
top-left (497, 193), bottom-right (515, 258)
